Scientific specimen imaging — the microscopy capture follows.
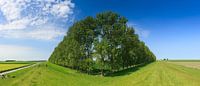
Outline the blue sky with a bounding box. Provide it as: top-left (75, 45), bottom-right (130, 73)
top-left (0, 0), bottom-right (200, 60)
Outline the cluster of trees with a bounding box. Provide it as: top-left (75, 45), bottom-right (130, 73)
top-left (49, 12), bottom-right (156, 76)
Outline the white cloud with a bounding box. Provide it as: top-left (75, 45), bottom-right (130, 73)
top-left (0, 0), bottom-right (22, 21)
top-left (128, 22), bottom-right (150, 38)
top-left (0, 25), bottom-right (65, 40)
top-left (51, 0), bottom-right (74, 18)
top-left (0, 0), bottom-right (74, 22)
top-left (135, 28), bottom-right (150, 38)
top-left (28, 26), bottom-right (65, 40)
top-left (0, 17), bottom-right (31, 30)
top-left (0, 0), bottom-right (74, 40)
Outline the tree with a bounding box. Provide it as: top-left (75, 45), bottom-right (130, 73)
top-left (94, 39), bottom-right (110, 76)
top-left (49, 11), bottom-right (156, 76)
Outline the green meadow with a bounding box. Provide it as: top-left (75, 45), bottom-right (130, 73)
top-left (0, 61), bottom-right (200, 86)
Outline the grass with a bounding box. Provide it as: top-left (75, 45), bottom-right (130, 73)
top-left (0, 61), bottom-right (200, 86)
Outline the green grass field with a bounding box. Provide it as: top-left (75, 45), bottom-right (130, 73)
top-left (0, 61), bottom-right (200, 86)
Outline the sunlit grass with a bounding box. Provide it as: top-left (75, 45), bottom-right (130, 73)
top-left (0, 64), bottom-right (29, 72)
top-left (0, 61), bottom-right (200, 86)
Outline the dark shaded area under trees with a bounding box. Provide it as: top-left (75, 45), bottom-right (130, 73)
top-left (49, 11), bottom-right (156, 76)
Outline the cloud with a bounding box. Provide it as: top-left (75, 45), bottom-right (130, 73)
top-left (135, 28), bottom-right (150, 38)
top-left (50, 0), bottom-right (75, 18)
top-left (0, 0), bottom-right (74, 22)
top-left (127, 22), bottom-right (150, 38)
top-left (0, 0), bottom-right (21, 21)
top-left (0, 25), bottom-right (65, 40)
top-left (0, 0), bottom-right (74, 40)
top-left (0, 17), bottom-right (31, 30)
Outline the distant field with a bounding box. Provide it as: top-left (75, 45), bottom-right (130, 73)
top-left (0, 61), bottom-right (39, 64)
top-left (168, 61), bottom-right (200, 69)
top-left (0, 64), bottom-right (29, 72)
top-left (0, 61), bottom-right (35, 73)
top-left (168, 60), bottom-right (200, 62)
top-left (0, 61), bottom-right (199, 86)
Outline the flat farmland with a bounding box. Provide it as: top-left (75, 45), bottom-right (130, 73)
top-left (168, 61), bottom-right (200, 69)
top-left (0, 62), bottom-right (34, 72)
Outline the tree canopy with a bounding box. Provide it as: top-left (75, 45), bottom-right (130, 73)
top-left (49, 11), bottom-right (156, 76)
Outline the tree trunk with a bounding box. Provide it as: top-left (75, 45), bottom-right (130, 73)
top-left (101, 69), bottom-right (104, 76)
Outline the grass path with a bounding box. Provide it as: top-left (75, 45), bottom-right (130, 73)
top-left (0, 62), bottom-right (200, 86)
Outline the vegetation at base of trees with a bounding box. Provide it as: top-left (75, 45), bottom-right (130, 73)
top-left (49, 11), bottom-right (156, 76)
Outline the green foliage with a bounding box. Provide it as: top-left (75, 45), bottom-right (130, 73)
top-left (49, 11), bottom-right (156, 75)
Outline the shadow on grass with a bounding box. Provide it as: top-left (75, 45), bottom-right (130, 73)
top-left (105, 63), bottom-right (148, 77)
